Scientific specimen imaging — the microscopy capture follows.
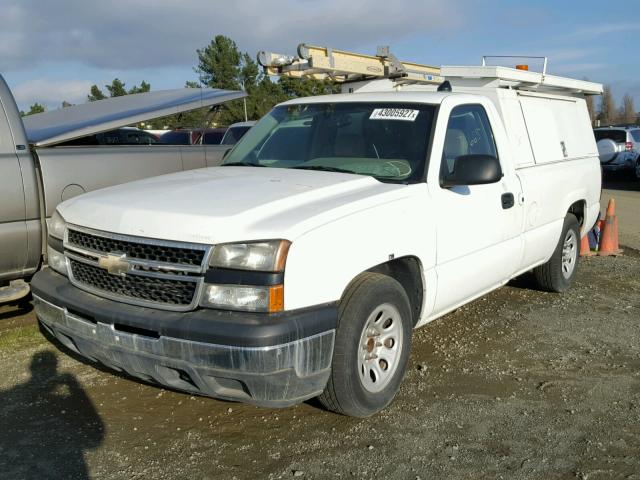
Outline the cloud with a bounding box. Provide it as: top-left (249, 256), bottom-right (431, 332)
top-left (568, 23), bottom-right (640, 39)
top-left (0, 0), bottom-right (466, 72)
top-left (11, 79), bottom-right (93, 108)
top-left (551, 63), bottom-right (608, 75)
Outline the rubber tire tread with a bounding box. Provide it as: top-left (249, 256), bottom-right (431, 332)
top-left (533, 213), bottom-right (580, 293)
top-left (318, 272), bottom-right (412, 417)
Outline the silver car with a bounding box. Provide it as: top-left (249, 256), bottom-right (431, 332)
top-left (594, 126), bottom-right (640, 179)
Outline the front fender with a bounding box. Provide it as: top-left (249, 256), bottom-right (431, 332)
top-left (283, 194), bottom-right (435, 310)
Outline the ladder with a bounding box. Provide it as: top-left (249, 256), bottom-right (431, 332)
top-left (257, 44), bottom-right (443, 86)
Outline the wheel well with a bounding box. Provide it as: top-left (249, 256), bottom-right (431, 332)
top-left (365, 257), bottom-right (424, 326)
top-left (568, 200), bottom-right (585, 227)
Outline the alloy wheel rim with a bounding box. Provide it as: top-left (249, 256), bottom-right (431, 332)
top-left (357, 303), bottom-right (403, 393)
top-left (561, 229), bottom-right (578, 279)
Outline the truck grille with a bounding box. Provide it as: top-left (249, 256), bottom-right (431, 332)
top-left (67, 229), bottom-right (205, 267)
top-left (65, 227), bottom-right (210, 311)
top-left (69, 260), bottom-right (198, 306)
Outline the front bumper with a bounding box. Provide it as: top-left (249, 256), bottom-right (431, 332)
top-left (32, 269), bottom-right (336, 408)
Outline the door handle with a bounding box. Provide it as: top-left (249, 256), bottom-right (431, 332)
top-left (501, 193), bottom-right (515, 209)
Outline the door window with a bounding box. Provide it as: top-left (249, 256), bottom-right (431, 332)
top-left (441, 104), bottom-right (498, 176)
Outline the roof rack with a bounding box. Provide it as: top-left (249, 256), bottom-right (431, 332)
top-left (441, 55), bottom-right (603, 96)
top-left (257, 44), bottom-right (443, 86)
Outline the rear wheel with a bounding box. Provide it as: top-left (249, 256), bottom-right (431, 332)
top-left (318, 272), bottom-right (412, 417)
top-left (533, 213), bottom-right (580, 292)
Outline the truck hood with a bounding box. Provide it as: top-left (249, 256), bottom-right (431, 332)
top-left (23, 88), bottom-right (246, 147)
top-left (58, 167), bottom-right (409, 245)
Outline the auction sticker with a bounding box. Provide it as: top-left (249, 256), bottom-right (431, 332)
top-left (370, 108), bottom-right (419, 121)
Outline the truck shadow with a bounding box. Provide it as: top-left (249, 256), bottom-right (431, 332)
top-left (507, 272), bottom-right (548, 292)
top-left (0, 350), bottom-right (105, 479)
top-left (602, 175), bottom-right (640, 192)
top-left (0, 300), bottom-right (33, 321)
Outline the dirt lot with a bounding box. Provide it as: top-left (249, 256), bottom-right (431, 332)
top-left (1, 180), bottom-right (639, 480)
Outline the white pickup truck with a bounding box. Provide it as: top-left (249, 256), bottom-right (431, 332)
top-left (32, 62), bottom-right (602, 417)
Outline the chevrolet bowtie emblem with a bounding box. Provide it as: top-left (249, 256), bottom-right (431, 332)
top-left (98, 253), bottom-right (131, 276)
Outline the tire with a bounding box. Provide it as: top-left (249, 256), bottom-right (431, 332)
top-left (533, 213), bottom-right (580, 292)
top-left (318, 272), bottom-right (412, 417)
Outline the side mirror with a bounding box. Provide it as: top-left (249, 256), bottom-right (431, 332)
top-left (222, 148), bottom-right (232, 160)
top-left (441, 154), bottom-right (503, 188)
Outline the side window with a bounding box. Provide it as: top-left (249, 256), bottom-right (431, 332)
top-left (631, 130), bottom-right (640, 143)
top-left (441, 104), bottom-right (498, 175)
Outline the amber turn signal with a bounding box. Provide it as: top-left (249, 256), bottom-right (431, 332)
top-left (268, 285), bottom-right (284, 313)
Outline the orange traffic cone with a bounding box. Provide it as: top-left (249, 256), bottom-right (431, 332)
top-left (580, 234), bottom-right (595, 256)
top-left (598, 199), bottom-right (623, 256)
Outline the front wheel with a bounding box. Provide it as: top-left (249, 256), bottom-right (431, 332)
top-left (533, 213), bottom-right (580, 292)
top-left (318, 272), bottom-right (412, 417)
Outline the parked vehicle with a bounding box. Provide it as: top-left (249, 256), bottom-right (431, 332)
top-left (159, 127), bottom-right (228, 145)
top-left (31, 48), bottom-right (602, 417)
top-left (57, 127), bottom-right (160, 146)
top-left (220, 121), bottom-right (256, 145)
top-left (594, 126), bottom-right (640, 179)
top-left (0, 75), bottom-right (245, 302)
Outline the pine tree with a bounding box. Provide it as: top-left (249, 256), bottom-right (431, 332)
top-left (128, 80), bottom-right (151, 94)
top-left (105, 78), bottom-right (127, 97)
top-left (21, 103), bottom-right (46, 116)
top-left (87, 85), bottom-right (106, 102)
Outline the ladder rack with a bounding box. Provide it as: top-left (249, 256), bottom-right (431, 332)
top-left (257, 44), bottom-right (443, 86)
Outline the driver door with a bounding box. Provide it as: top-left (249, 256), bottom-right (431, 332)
top-left (430, 102), bottom-right (523, 315)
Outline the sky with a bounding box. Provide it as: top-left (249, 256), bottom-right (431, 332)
top-left (1, 0), bottom-right (638, 111)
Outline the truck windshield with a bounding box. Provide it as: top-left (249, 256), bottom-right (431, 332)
top-left (223, 102), bottom-right (436, 183)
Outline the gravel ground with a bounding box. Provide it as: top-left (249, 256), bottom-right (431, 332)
top-left (1, 179), bottom-right (639, 479)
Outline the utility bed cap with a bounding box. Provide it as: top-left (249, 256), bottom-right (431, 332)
top-left (441, 65), bottom-right (603, 96)
top-left (23, 88), bottom-right (246, 147)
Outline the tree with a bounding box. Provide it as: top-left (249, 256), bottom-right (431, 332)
top-left (128, 80), bottom-right (151, 95)
top-left (88, 79), bottom-right (151, 102)
top-left (61, 100), bottom-right (73, 108)
top-left (105, 78), bottom-right (127, 97)
top-left (195, 35), bottom-right (273, 125)
top-left (598, 85), bottom-right (617, 125)
top-left (196, 35), bottom-right (243, 90)
top-left (251, 77), bottom-right (289, 118)
top-left (87, 85), bottom-right (106, 102)
top-left (621, 94), bottom-right (636, 124)
top-left (22, 103), bottom-right (45, 116)
top-left (278, 76), bottom-right (339, 98)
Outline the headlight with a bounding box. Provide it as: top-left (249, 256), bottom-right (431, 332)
top-left (48, 210), bottom-right (67, 240)
top-left (47, 246), bottom-right (68, 276)
top-left (201, 284), bottom-right (283, 312)
top-left (209, 240), bottom-right (290, 272)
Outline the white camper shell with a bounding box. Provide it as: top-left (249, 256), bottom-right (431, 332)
top-left (32, 47), bottom-right (603, 417)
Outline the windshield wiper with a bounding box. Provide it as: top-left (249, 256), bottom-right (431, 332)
top-left (222, 162), bottom-right (266, 167)
top-left (292, 165), bottom-right (359, 174)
